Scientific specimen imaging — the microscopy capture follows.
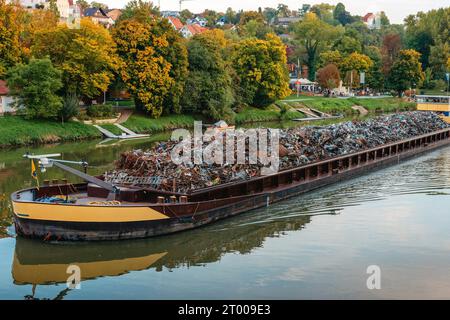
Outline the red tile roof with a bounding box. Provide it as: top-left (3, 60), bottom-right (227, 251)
top-left (0, 80), bottom-right (9, 95)
top-left (168, 16), bottom-right (184, 30)
top-left (187, 24), bottom-right (207, 35)
top-left (362, 13), bottom-right (375, 22)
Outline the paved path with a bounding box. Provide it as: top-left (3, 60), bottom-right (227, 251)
top-left (115, 109), bottom-right (133, 124)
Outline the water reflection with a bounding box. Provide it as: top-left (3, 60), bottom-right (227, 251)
top-left (12, 211), bottom-right (312, 299)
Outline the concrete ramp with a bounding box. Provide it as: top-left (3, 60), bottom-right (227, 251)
top-left (114, 123), bottom-right (137, 135)
top-left (93, 124), bottom-right (149, 140)
top-left (93, 125), bottom-right (118, 138)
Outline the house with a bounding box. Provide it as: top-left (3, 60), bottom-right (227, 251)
top-left (187, 16), bottom-right (207, 27)
top-left (106, 8), bottom-right (122, 22)
top-left (0, 81), bottom-right (15, 115)
top-left (216, 16), bottom-right (227, 26)
top-left (83, 7), bottom-right (114, 27)
top-left (167, 16), bottom-right (184, 31)
top-left (181, 24), bottom-right (207, 38)
top-left (44, 0), bottom-right (71, 20)
top-left (362, 12), bottom-right (381, 30)
top-left (161, 10), bottom-right (180, 18)
top-left (18, 0), bottom-right (43, 9)
top-left (275, 16), bottom-right (301, 28)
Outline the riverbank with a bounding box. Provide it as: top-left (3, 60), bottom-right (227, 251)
top-left (0, 116), bottom-right (102, 148)
top-left (0, 96), bottom-right (416, 148)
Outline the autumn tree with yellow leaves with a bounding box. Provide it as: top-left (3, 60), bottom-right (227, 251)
top-left (32, 18), bottom-right (119, 100)
top-left (0, 0), bottom-right (28, 77)
top-left (232, 33), bottom-right (291, 108)
top-left (112, 16), bottom-right (188, 118)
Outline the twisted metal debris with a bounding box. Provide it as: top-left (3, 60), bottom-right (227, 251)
top-left (110, 112), bottom-right (449, 193)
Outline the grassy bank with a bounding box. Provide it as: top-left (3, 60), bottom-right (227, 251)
top-left (0, 116), bottom-right (101, 148)
top-left (123, 113), bottom-right (196, 134)
top-left (278, 95), bottom-right (416, 116)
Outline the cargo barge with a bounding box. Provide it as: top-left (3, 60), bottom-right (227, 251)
top-left (11, 127), bottom-right (450, 241)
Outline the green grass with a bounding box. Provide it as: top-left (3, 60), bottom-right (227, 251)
top-left (100, 124), bottom-right (124, 135)
top-left (349, 98), bottom-right (416, 113)
top-left (107, 100), bottom-right (135, 107)
top-left (0, 116), bottom-right (101, 148)
top-left (234, 106), bottom-right (281, 124)
top-left (122, 113), bottom-right (196, 134)
top-left (278, 96), bottom-right (416, 116)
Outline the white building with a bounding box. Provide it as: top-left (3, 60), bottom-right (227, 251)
top-left (362, 12), bottom-right (381, 30)
top-left (0, 81), bottom-right (15, 115)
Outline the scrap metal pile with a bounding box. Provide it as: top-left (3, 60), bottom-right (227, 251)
top-left (111, 111), bottom-right (449, 193)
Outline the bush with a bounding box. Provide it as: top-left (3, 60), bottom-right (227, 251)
top-left (86, 104), bottom-right (115, 118)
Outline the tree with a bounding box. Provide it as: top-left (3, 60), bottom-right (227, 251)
top-left (379, 11), bottom-right (390, 26)
top-left (239, 11), bottom-right (264, 25)
top-left (0, 0), bottom-right (27, 77)
top-left (262, 7), bottom-right (277, 24)
top-left (90, 1), bottom-right (108, 10)
top-left (76, 0), bottom-right (89, 12)
top-left (381, 33), bottom-right (402, 75)
top-left (310, 3), bottom-right (336, 25)
top-left (32, 18), bottom-right (119, 100)
top-left (232, 34), bottom-right (290, 107)
top-left (341, 52), bottom-right (373, 73)
top-left (182, 30), bottom-right (234, 121)
top-left (333, 35), bottom-right (362, 55)
top-left (240, 20), bottom-right (273, 39)
top-left (118, 0), bottom-right (159, 24)
top-left (341, 52), bottom-right (373, 89)
top-left (333, 2), bottom-right (353, 25)
top-left (112, 17), bottom-right (188, 117)
top-left (179, 9), bottom-right (193, 23)
top-left (365, 46), bottom-right (385, 91)
top-left (60, 93), bottom-right (80, 123)
top-left (293, 13), bottom-right (343, 80)
top-left (277, 4), bottom-right (290, 18)
top-left (6, 58), bottom-right (63, 119)
top-left (319, 50), bottom-right (343, 68)
top-left (317, 64), bottom-right (340, 90)
top-left (48, 0), bottom-right (60, 19)
top-left (429, 41), bottom-right (450, 80)
top-left (388, 49), bottom-right (424, 96)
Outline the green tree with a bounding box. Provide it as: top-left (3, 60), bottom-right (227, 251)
top-left (232, 33), bottom-right (290, 107)
top-left (6, 58), bottom-right (63, 119)
top-left (240, 20), bottom-right (273, 39)
top-left (76, 0), bottom-right (89, 12)
top-left (333, 35), bottom-right (362, 55)
top-left (182, 30), bottom-right (234, 121)
top-left (293, 12), bottom-right (343, 80)
top-left (32, 18), bottom-right (119, 100)
top-left (429, 41), bottom-right (450, 80)
top-left (388, 49), bottom-right (425, 96)
top-left (333, 2), bottom-right (353, 25)
top-left (319, 50), bottom-right (343, 68)
top-left (179, 9), bottom-right (193, 23)
top-left (365, 46), bottom-right (385, 91)
top-left (118, 0), bottom-right (159, 24)
top-left (90, 1), bottom-right (108, 10)
top-left (60, 93), bottom-right (80, 123)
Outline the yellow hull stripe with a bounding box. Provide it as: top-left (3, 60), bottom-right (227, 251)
top-left (12, 252), bottom-right (167, 285)
top-left (12, 201), bottom-right (170, 223)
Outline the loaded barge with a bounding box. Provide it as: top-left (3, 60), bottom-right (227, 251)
top-left (11, 127), bottom-right (450, 241)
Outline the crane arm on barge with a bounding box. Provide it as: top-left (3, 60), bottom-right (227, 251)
top-left (23, 153), bottom-right (119, 198)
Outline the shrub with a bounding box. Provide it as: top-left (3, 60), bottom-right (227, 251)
top-left (86, 104), bottom-right (115, 118)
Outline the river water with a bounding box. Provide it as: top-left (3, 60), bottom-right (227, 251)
top-left (1, 121), bottom-right (450, 299)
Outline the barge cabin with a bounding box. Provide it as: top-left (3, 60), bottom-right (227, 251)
top-left (416, 95), bottom-right (450, 123)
